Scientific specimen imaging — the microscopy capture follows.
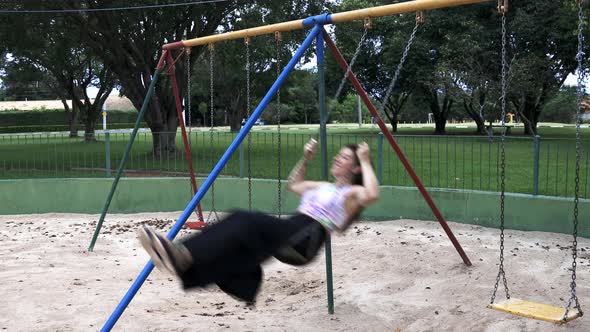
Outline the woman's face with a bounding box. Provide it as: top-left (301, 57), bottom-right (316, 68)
top-left (331, 147), bottom-right (359, 179)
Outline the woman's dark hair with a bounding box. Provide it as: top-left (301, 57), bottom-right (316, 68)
top-left (344, 144), bottom-right (363, 186)
top-left (343, 143), bottom-right (368, 224)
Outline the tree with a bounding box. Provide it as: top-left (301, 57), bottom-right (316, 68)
top-left (285, 70), bottom-right (318, 124)
top-left (442, 6), bottom-right (501, 134)
top-left (328, 92), bottom-right (370, 124)
top-left (328, 0), bottom-right (590, 135)
top-left (419, 79), bottom-right (455, 135)
top-left (0, 60), bottom-right (59, 101)
top-left (185, 1), bottom-right (329, 131)
top-left (540, 85), bottom-right (579, 123)
top-left (505, 1), bottom-right (589, 135)
top-left (0, 9), bottom-right (115, 140)
top-left (382, 93), bottom-right (408, 132)
top-left (462, 89), bottom-right (491, 134)
top-left (56, 0), bottom-right (232, 154)
top-left (328, 0), bottom-right (448, 133)
top-left (59, 0), bottom-right (329, 153)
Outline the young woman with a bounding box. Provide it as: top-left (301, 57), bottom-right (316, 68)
top-left (138, 139), bottom-right (379, 303)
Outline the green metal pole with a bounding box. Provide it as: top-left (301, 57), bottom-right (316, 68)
top-left (89, 56), bottom-right (166, 251)
top-left (105, 132), bottom-right (111, 177)
top-left (533, 135), bottom-right (541, 195)
top-left (316, 29), bottom-right (334, 315)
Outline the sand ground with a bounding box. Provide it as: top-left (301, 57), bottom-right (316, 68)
top-left (0, 212), bottom-right (588, 332)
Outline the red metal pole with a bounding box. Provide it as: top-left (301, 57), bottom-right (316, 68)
top-left (166, 52), bottom-right (205, 227)
top-left (324, 30), bottom-right (472, 266)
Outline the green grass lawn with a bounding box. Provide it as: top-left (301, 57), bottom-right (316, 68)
top-left (1, 123), bottom-right (588, 198)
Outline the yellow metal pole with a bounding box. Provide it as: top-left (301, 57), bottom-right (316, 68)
top-left (330, 0), bottom-right (491, 23)
top-left (163, 0), bottom-right (493, 49)
top-left (166, 19), bottom-right (305, 49)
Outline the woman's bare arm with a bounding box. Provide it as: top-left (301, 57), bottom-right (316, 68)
top-left (287, 138), bottom-right (325, 196)
top-left (352, 142), bottom-right (380, 206)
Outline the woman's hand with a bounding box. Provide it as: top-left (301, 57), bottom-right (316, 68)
top-left (304, 138), bottom-right (318, 161)
top-left (288, 138), bottom-right (325, 196)
top-left (356, 142), bottom-right (370, 163)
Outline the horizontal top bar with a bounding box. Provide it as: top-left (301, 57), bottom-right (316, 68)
top-left (169, 19), bottom-right (305, 49)
top-left (330, 0), bottom-right (492, 23)
top-left (163, 0), bottom-right (493, 49)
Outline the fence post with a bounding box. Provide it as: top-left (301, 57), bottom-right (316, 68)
top-left (239, 141), bottom-right (244, 178)
top-left (377, 132), bottom-right (383, 184)
top-left (105, 132), bottom-right (111, 177)
top-left (533, 135), bottom-right (541, 195)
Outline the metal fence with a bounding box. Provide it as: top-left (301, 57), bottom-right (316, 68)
top-left (1, 130), bottom-right (587, 198)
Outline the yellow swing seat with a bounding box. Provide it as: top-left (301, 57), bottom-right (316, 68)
top-left (488, 298), bottom-right (582, 324)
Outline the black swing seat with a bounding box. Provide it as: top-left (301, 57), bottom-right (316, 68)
top-left (488, 298), bottom-right (582, 324)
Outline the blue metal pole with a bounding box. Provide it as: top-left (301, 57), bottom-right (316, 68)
top-left (101, 24), bottom-right (323, 332)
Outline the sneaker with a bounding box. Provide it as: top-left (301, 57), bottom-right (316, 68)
top-left (137, 225), bottom-right (193, 276)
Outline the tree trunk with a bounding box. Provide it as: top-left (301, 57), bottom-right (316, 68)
top-left (84, 118), bottom-right (97, 142)
top-left (226, 90), bottom-right (243, 132)
top-left (521, 97), bottom-right (540, 136)
top-left (68, 101), bottom-right (79, 138)
top-left (125, 83), bottom-right (180, 158)
top-left (229, 115), bottom-right (242, 132)
top-left (434, 117), bottom-right (446, 135)
top-left (84, 103), bottom-right (102, 142)
top-left (150, 112), bottom-right (179, 159)
top-left (513, 93), bottom-right (541, 136)
top-left (391, 119), bottom-right (398, 132)
top-left (383, 93), bottom-right (409, 133)
top-left (474, 119), bottom-right (486, 134)
top-left (463, 98), bottom-right (487, 135)
top-left (429, 89), bottom-right (452, 135)
top-left (59, 95), bottom-right (78, 138)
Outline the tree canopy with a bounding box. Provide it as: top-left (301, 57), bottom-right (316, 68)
top-left (0, 0), bottom-right (588, 141)
top-left (327, 0), bottom-right (589, 134)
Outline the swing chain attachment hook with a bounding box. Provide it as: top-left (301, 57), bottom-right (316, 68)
top-left (363, 16), bottom-right (373, 29)
top-left (244, 36), bottom-right (251, 46)
top-left (497, 0), bottom-right (508, 14)
top-left (416, 11), bottom-right (425, 25)
top-left (274, 31), bottom-right (282, 42)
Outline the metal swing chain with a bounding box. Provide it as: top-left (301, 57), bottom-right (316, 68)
top-left (334, 25), bottom-right (368, 100)
top-left (186, 48), bottom-right (192, 138)
top-left (245, 37), bottom-right (253, 212)
top-left (207, 43), bottom-right (219, 223)
top-left (491, 10), bottom-right (511, 304)
top-left (325, 21), bottom-right (369, 125)
top-left (563, 0), bottom-right (586, 321)
top-left (275, 31), bottom-right (282, 218)
top-left (379, 18), bottom-right (421, 117)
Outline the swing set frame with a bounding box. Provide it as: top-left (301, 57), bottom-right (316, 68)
top-left (99, 0), bottom-right (512, 330)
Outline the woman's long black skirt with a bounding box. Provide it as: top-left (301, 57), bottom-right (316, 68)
top-left (179, 210), bottom-right (326, 303)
